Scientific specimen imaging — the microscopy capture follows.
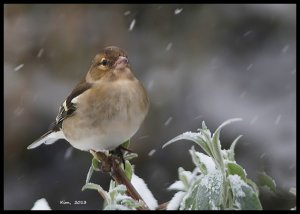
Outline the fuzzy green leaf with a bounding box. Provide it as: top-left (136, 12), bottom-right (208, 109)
top-left (227, 162), bottom-right (247, 182)
top-left (228, 135), bottom-right (243, 161)
top-left (228, 175), bottom-right (262, 210)
top-left (124, 160), bottom-right (133, 181)
top-left (181, 170), bottom-right (223, 210)
top-left (257, 172), bottom-right (276, 193)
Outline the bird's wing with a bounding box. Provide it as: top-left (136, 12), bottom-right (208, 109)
top-left (51, 80), bottom-right (92, 131)
top-left (27, 80), bottom-right (92, 149)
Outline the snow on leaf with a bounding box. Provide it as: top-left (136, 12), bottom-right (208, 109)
top-left (31, 198), bottom-right (51, 210)
top-left (162, 131), bottom-right (202, 149)
top-left (190, 147), bottom-right (216, 175)
top-left (131, 174), bottom-right (158, 210)
top-left (228, 175), bottom-right (262, 210)
top-left (167, 191), bottom-right (186, 210)
top-left (180, 170), bottom-right (223, 210)
top-left (168, 180), bottom-right (185, 191)
top-left (227, 162), bottom-right (247, 182)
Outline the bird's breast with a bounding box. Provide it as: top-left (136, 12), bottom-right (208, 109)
top-left (62, 79), bottom-right (149, 151)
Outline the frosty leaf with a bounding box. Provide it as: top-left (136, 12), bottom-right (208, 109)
top-left (121, 139), bottom-right (131, 149)
top-left (214, 118), bottom-right (243, 135)
top-left (228, 175), bottom-right (262, 210)
top-left (189, 147), bottom-right (216, 175)
top-left (257, 172), bottom-right (276, 193)
top-left (82, 182), bottom-right (109, 202)
top-left (211, 130), bottom-right (224, 170)
top-left (167, 191), bottom-right (186, 210)
top-left (31, 198), bottom-right (51, 210)
top-left (168, 180), bottom-right (185, 191)
top-left (211, 118), bottom-right (242, 170)
top-left (227, 162), bottom-right (247, 182)
top-left (124, 160), bottom-right (133, 181)
top-left (85, 166), bottom-right (94, 184)
top-left (131, 174), bottom-right (158, 210)
top-left (202, 121), bottom-right (207, 129)
top-left (92, 157), bottom-right (100, 171)
top-left (228, 135), bottom-right (243, 161)
top-left (163, 131), bottom-right (213, 157)
top-left (180, 170), bottom-right (223, 210)
top-left (178, 167), bottom-right (194, 190)
top-left (124, 152), bottom-right (138, 161)
top-left (162, 131), bottom-right (200, 147)
top-left (246, 178), bottom-right (259, 197)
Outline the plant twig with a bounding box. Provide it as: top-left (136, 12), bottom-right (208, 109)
top-left (93, 151), bottom-right (149, 210)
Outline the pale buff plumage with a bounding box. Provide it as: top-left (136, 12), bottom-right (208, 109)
top-left (28, 46), bottom-right (149, 152)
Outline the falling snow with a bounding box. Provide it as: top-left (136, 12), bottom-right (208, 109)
top-left (260, 153), bottom-right (266, 159)
top-left (243, 30), bottom-right (252, 37)
top-left (275, 114), bottom-right (281, 125)
top-left (147, 79), bottom-right (154, 90)
top-left (37, 48), bottom-right (44, 58)
top-left (64, 147), bottom-right (73, 159)
top-left (166, 42), bottom-right (173, 51)
top-left (246, 64), bottom-right (253, 71)
top-left (240, 91), bottom-right (247, 99)
top-left (281, 44), bottom-right (290, 53)
top-left (250, 116), bottom-right (258, 125)
top-left (13, 106), bottom-right (24, 117)
top-left (288, 164), bottom-right (295, 170)
top-left (174, 8), bottom-right (183, 15)
top-left (139, 135), bottom-right (149, 140)
top-left (193, 115), bottom-right (203, 120)
top-left (148, 149), bottom-right (156, 156)
top-left (129, 19), bottom-right (136, 31)
top-left (164, 117), bottom-right (173, 126)
top-left (290, 69), bottom-right (296, 75)
top-left (14, 64), bottom-right (24, 71)
top-left (124, 10), bottom-right (131, 16)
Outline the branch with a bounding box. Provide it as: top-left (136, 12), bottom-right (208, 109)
top-left (93, 151), bottom-right (149, 210)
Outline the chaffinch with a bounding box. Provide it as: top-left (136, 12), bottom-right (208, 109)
top-left (27, 46), bottom-right (149, 152)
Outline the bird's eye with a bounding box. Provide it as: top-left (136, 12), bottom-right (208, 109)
top-left (100, 58), bottom-right (108, 66)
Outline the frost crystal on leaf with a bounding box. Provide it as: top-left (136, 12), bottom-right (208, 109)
top-left (131, 174), bottom-right (158, 210)
top-left (167, 191), bottom-right (186, 210)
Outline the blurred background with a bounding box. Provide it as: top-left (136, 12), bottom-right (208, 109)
top-left (4, 4), bottom-right (296, 210)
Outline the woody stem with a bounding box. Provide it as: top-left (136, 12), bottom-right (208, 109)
top-left (94, 151), bottom-right (149, 210)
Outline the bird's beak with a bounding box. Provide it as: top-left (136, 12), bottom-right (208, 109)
top-left (114, 56), bottom-right (129, 69)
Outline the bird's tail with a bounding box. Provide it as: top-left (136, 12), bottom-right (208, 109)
top-left (27, 130), bottom-right (64, 149)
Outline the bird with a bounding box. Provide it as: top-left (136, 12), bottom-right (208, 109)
top-left (27, 46), bottom-right (149, 154)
